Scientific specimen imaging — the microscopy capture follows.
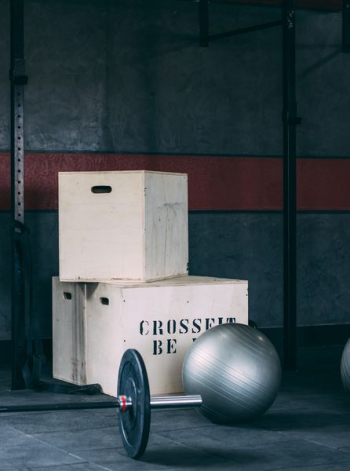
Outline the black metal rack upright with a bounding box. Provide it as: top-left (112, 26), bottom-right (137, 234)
top-left (10, 0), bottom-right (28, 390)
top-left (282, 0), bottom-right (299, 371)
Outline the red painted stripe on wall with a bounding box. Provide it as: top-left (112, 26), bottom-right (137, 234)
top-left (0, 153), bottom-right (349, 211)
top-left (298, 159), bottom-right (350, 211)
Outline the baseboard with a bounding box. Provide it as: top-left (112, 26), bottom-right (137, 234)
top-left (1, 324), bottom-right (349, 365)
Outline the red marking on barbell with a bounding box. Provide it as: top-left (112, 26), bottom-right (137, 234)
top-left (121, 395), bottom-right (127, 413)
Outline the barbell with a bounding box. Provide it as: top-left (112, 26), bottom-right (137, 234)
top-left (0, 349), bottom-right (202, 460)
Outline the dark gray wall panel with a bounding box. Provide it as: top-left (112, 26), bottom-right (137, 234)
top-left (189, 212), bottom-right (284, 327)
top-left (297, 10), bottom-right (350, 157)
top-left (298, 213), bottom-right (350, 325)
top-left (1, 0), bottom-right (349, 156)
top-left (106, 1), bottom-right (282, 155)
top-left (189, 212), bottom-right (350, 328)
top-left (0, 212), bottom-right (58, 341)
top-left (25, 0), bottom-right (108, 151)
top-left (1, 210), bottom-right (349, 341)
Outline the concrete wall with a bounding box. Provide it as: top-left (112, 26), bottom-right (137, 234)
top-left (0, 0), bottom-right (349, 155)
top-left (0, 0), bottom-right (349, 340)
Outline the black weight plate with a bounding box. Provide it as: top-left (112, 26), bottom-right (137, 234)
top-left (117, 349), bottom-right (151, 460)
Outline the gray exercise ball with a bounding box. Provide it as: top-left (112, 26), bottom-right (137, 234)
top-left (341, 338), bottom-right (350, 390)
top-left (182, 323), bottom-right (281, 424)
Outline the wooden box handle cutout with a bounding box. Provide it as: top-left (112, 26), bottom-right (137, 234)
top-left (91, 186), bottom-right (112, 194)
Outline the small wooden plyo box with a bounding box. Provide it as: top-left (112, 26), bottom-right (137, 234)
top-left (59, 171), bottom-right (188, 282)
top-left (52, 276), bottom-right (249, 396)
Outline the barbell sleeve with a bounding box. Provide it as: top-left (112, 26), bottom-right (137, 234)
top-left (150, 395), bottom-right (202, 409)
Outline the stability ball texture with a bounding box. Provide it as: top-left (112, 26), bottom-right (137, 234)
top-left (341, 338), bottom-right (350, 390)
top-left (182, 323), bottom-right (281, 424)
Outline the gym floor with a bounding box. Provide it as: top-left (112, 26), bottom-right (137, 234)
top-left (0, 345), bottom-right (349, 471)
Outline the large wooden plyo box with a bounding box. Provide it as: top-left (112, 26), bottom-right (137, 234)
top-left (59, 171), bottom-right (188, 282)
top-left (52, 276), bottom-right (248, 396)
